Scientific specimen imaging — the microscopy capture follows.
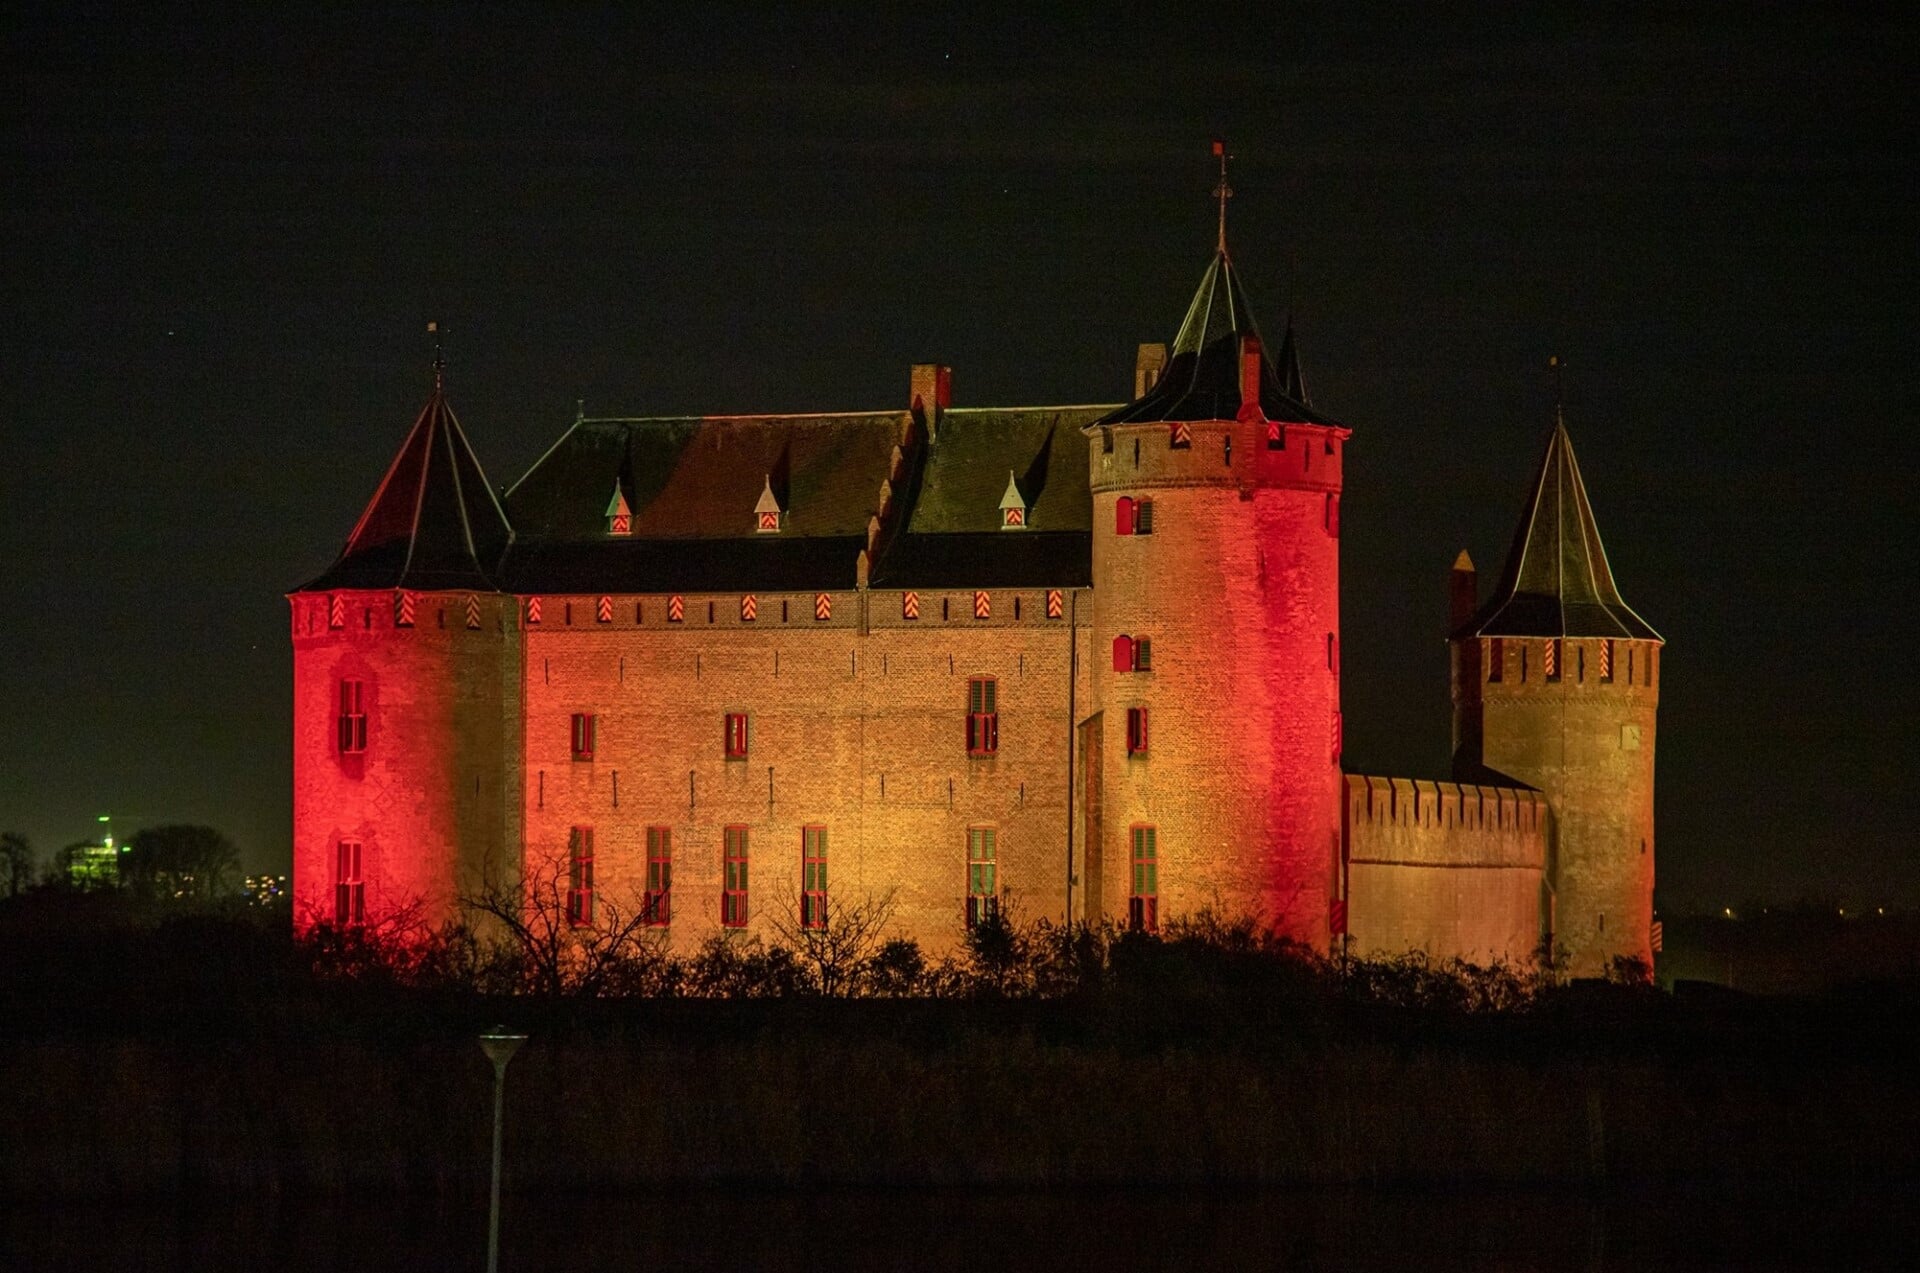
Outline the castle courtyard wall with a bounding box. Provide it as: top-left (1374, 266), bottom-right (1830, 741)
top-left (1343, 774), bottom-right (1547, 967)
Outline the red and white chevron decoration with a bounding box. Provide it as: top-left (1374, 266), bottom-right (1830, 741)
top-left (741, 594), bottom-right (758, 622)
top-left (465, 595), bottom-right (482, 630)
top-left (394, 591), bottom-right (416, 627)
top-left (973, 590), bottom-right (991, 619)
top-left (1046, 589), bottom-right (1063, 619)
top-left (815, 593), bottom-right (832, 620)
top-left (902, 591), bottom-right (920, 620)
top-left (328, 596), bottom-right (345, 629)
top-left (596, 595), bottom-right (614, 623)
top-left (757, 510), bottom-right (779, 532)
top-left (668, 595), bottom-right (684, 623)
top-left (1331, 709), bottom-right (1343, 763)
top-left (1599, 639), bottom-right (1613, 680)
top-left (526, 597), bottom-right (543, 625)
top-left (1003, 507), bottom-right (1024, 528)
top-left (1267, 421), bottom-right (1281, 445)
top-left (1170, 421), bottom-right (1192, 447)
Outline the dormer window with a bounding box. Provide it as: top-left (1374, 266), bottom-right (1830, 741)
top-left (605, 484), bottom-right (632, 536)
top-left (999, 471), bottom-right (1027, 530)
top-left (755, 474), bottom-right (782, 533)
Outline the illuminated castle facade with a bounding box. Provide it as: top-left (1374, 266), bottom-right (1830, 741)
top-left (289, 230), bottom-right (1662, 977)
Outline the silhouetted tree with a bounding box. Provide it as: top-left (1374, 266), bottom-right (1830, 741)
top-left (0, 832), bottom-right (32, 898)
top-left (121, 824), bottom-right (238, 901)
top-left (763, 883), bottom-right (901, 996)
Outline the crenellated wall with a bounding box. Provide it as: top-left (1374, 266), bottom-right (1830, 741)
top-left (1342, 774), bottom-right (1548, 966)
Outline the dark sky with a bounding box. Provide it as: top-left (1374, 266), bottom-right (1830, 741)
top-left (3, 4), bottom-right (1913, 910)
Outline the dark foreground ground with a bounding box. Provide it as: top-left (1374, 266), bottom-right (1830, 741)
top-left (2, 904), bottom-right (1917, 1215)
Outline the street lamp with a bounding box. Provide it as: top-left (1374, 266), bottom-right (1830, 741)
top-left (478, 1026), bottom-right (528, 1273)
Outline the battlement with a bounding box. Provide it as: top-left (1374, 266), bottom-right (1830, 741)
top-left (1343, 774), bottom-right (1547, 870)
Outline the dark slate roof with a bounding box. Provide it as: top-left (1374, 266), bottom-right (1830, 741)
top-left (499, 412), bottom-right (901, 592)
top-left (869, 532), bottom-right (1093, 589)
top-left (299, 386), bottom-right (512, 592)
top-left (1093, 250), bottom-right (1342, 429)
top-left (1463, 421), bottom-right (1662, 641)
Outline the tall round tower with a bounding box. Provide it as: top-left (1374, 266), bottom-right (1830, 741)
top-left (289, 380), bottom-right (520, 933)
top-left (1083, 240), bottom-right (1349, 949)
top-left (1451, 418), bottom-right (1662, 977)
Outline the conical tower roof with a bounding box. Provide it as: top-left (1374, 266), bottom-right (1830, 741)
top-left (1093, 249), bottom-right (1339, 428)
top-left (299, 382), bottom-right (512, 591)
top-left (1463, 420), bottom-right (1660, 641)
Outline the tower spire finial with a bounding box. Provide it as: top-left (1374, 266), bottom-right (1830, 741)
top-left (1548, 354), bottom-right (1566, 428)
top-left (1211, 139), bottom-right (1232, 255)
top-left (429, 320), bottom-right (445, 392)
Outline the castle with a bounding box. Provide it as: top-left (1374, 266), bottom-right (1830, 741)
top-left (289, 218), bottom-right (1662, 978)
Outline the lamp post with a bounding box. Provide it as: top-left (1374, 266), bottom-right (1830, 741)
top-left (478, 1026), bottom-right (527, 1273)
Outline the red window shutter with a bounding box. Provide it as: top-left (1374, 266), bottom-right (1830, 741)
top-left (1112, 635), bottom-right (1133, 673)
top-left (1115, 496), bottom-right (1134, 536)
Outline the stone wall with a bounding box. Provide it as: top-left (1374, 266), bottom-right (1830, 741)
top-left (1342, 775), bottom-right (1548, 966)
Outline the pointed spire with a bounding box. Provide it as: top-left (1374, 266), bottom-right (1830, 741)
top-left (1212, 139), bottom-right (1232, 256)
top-left (301, 382), bottom-right (513, 591)
top-left (998, 470), bottom-right (1027, 529)
top-left (754, 474), bottom-right (783, 533)
top-left (604, 482), bottom-right (632, 536)
top-left (1463, 420), bottom-right (1660, 641)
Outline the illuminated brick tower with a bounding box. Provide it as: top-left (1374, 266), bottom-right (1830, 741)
top-left (288, 375), bottom-right (522, 930)
top-left (1450, 417), bottom-right (1662, 976)
top-left (1083, 202), bottom-right (1349, 948)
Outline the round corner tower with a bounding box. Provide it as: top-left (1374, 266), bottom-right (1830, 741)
top-left (1450, 420), bottom-right (1661, 977)
top-left (290, 383), bottom-right (521, 933)
top-left (1083, 246), bottom-right (1348, 950)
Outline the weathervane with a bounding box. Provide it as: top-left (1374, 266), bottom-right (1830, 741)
top-left (429, 320), bottom-right (445, 391)
top-left (1212, 139), bottom-right (1232, 254)
top-left (1549, 354), bottom-right (1566, 427)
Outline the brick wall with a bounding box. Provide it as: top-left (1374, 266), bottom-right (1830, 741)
top-left (1342, 775), bottom-right (1548, 965)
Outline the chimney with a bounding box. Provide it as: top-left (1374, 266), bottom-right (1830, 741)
top-left (1450, 549), bottom-right (1478, 634)
top-left (1133, 343), bottom-right (1167, 399)
top-left (1236, 334), bottom-right (1264, 422)
top-left (909, 363), bottom-right (951, 438)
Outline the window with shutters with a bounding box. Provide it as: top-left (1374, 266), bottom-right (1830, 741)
top-left (1129, 825), bottom-right (1158, 933)
top-left (566, 827), bottom-right (594, 928)
top-left (334, 839), bottom-right (364, 927)
top-left (725, 712), bottom-right (749, 759)
top-left (1115, 496), bottom-right (1134, 535)
top-left (1112, 635), bottom-right (1152, 672)
top-left (801, 825), bottom-right (828, 929)
top-left (1134, 498), bottom-right (1154, 534)
top-left (570, 712), bottom-right (596, 761)
top-left (722, 826), bottom-right (750, 928)
top-left (966, 677), bottom-right (999, 756)
top-left (966, 826), bottom-right (998, 928)
top-left (337, 680), bottom-right (367, 754)
top-left (644, 826), bottom-right (672, 926)
top-left (1126, 706), bottom-right (1150, 756)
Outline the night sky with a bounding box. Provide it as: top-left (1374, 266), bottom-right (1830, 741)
top-left (4, 5), bottom-right (1913, 910)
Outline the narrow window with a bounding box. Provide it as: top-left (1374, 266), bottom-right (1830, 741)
top-left (1129, 825), bottom-right (1158, 933)
top-left (1126, 706), bottom-right (1150, 756)
top-left (1327, 633), bottom-right (1338, 674)
top-left (1627, 646), bottom-right (1635, 684)
top-left (1134, 498), bottom-right (1154, 535)
top-left (801, 825), bottom-right (828, 929)
top-left (644, 826), bottom-right (671, 926)
top-left (1112, 635), bottom-right (1134, 673)
top-left (1133, 636), bottom-right (1152, 671)
top-left (1133, 437), bottom-right (1141, 466)
top-left (1520, 643), bottom-right (1530, 682)
top-left (1115, 496), bottom-right (1135, 536)
top-left (966, 826), bottom-right (998, 928)
top-left (725, 712), bottom-right (749, 759)
top-left (1324, 493), bottom-right (1340, 537)
top-left (566, 826), bottom-right (594, 928)
top-left (570, 712), bottom-right (596, 761)
top-left (966, 677), bottom-right (999, 756)
top-left (333, 839), bottom-right (364, 927)
top-left (337, 679), bottom-right (367, 754)
top-left (722, 826), bottom-right (749, 928)
top-left (1544, 639), bottom-right (1562, 683)
top-left (1488, 637), bottom-right (1504, 683)
top-left (1577, 645), bottom-right (1586, 682)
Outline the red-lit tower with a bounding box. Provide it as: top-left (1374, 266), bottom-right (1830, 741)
top-left (1083, 218), bottom-right (1350, 948)
top-left (288, 376), bottom-right (520, 931)
top-left (1451, 417), bottom-right (1662, 977)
